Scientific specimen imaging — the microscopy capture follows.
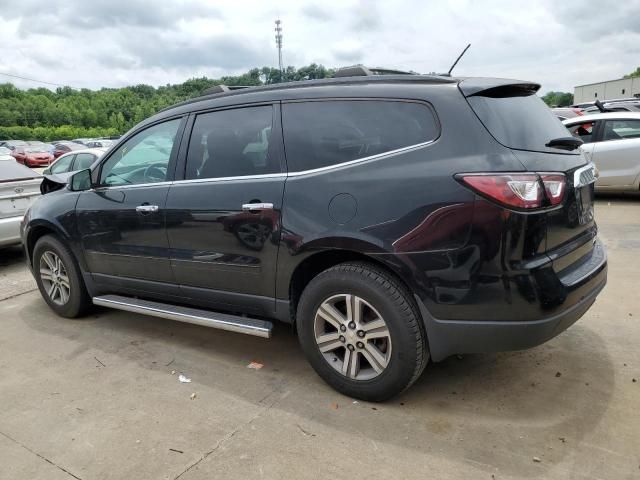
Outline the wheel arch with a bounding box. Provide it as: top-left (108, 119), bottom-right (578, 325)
top-left (25, 220), bottom-right (74, 267)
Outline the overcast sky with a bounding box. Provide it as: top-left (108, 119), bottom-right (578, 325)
top-left (0, 0), bottom-right (638, 93)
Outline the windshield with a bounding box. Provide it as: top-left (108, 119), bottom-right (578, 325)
top-left (467, 92), bottom-right (577, 154)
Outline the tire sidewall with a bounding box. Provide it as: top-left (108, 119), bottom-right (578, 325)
top-left (297, 266), bottom-right (422, 401)
top-left (33, 235), bottom-right (87, 318)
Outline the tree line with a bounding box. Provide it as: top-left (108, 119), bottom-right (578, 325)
top-left (0, 64), bottom-right (335, 141)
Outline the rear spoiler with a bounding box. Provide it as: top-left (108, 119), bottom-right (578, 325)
top-left (458, 78), bottom-right (540, 97)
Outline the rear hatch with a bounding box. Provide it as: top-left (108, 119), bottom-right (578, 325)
top-left (460, 79), bottom-right (596, 270)
top-left (0, 161), bottom-right (42, 219)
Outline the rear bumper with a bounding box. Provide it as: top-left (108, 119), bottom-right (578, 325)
top-left (0, 215), bottom-right (24, 247)
top-left (418, 240), bottom-right (607, 361)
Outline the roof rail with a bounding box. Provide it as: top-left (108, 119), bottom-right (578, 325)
top-left (333, 65), bottom-right (416, 78)
top-left (201, 84), bottom-right (253, 95)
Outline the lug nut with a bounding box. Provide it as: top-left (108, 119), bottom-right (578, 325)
top-left (348, 322), bottom-right (356, 329)
top-left (339, 335), bottom-right (346, 343)
top-left (357, 330), bottom-right (365, 338)
top-left (356, 341), bottom-right (364, 349)
top-left (347, 344), bottom-right (355, 351)
top-left (340, 325), bottom-right (347, 332)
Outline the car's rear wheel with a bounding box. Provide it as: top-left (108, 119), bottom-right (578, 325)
top-left (297, 262), bottom-right (429, 401)
top-left (33, 235), bottom-right (91, 318)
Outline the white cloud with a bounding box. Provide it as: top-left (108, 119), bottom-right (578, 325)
top-left (0, 0), bottom-right (638, 93)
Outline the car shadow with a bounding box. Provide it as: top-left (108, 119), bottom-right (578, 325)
top-left (19, 295), bottom-right (614, 478)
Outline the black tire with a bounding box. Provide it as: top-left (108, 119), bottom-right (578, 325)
top-left (33, 234), bottom-right (91, 318)
top-left (297, 262), bottom-right (429, 401)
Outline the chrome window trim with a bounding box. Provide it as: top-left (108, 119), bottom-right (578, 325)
top-left (286, 139), bottom-right (435, 177)
top-left (90, 181), bottom-right (174, 192)
top-left (88, 139), bottom-right (434, 190)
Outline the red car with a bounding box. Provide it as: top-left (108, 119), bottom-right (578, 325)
top-left (11, 146), bottom-right (54, 167)
top-left (53, 142), bottom-right (84, 159)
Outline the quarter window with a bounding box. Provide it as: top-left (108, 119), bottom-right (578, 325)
top-left (99, 118), bottom-right (181, 186)
top-left (282, 100), bottom-right (439, 172)
top-left (602, 119), bottom-right (640, 141)
top-left (567, 121), bottom-right (597, 144)
top-left (185, 106), bottom-right (277, 180)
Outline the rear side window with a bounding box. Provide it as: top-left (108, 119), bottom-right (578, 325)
top-left (602, 119), bottom-right (640, 141)
top-left (282, 100), bottom-right (438, 172)
top-left (185, 105), bottom-right (278, 180)
top-left (74, 153), bottom-right (96, 170)
top-left (467, 92), bottom-right (575, 154)
top-left (567, 121), bottom-right (598, 144)
top-left (51, 154), bottom-right (74, 174)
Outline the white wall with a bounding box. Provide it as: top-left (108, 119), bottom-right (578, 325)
top-left (574, 78), bottom-right (640, 103)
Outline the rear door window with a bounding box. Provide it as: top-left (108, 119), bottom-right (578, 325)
top-left (50, 154), bottom-right (75, 174)
top-left (185, 105), bottom-right (278, 180)
top-left (74, 153), bottom-right (96, 170)
top-left (602, 119), bottom-right (640, 141)
top-left (282, 100), bottom-right (439, 172)
top-left (467, 91), bottom-right (576, 154)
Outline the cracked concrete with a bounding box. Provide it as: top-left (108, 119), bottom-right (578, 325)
top-left (0, 198), bottom-right (639, 479)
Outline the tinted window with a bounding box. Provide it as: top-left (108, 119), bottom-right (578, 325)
top-left (567, 121), bottom-right (597, 144)
top-left (282, 101), bottom-right (438, 172)
top-left (602, 119), bottom-right (640, 141)
top-left (74, 153), bottom-right (96, 170)
top-left (185, 106), bottom-right (277, 180)
top-left (100, 118), bottom-right (181, 186)
top-left (467, 93), bottom-right (574, 153)
top-left (50, 154), bottom-right (75, 173)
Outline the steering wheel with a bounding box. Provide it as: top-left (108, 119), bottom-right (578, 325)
top-left (143, 162), bottom-right (167, 183)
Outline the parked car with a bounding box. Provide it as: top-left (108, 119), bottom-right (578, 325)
top-left (552, 107), bottom-right (584, 121)
top-left (22, 70), bottom-right (606, 401)
top-left (11, 146), bottom-right (54, 168)
top-left (582, 101), bottom-right (640, 114)
top-left (84, 139), bottom-right (114, 149)
top-left (0, 140), bottom-right (27, 151)
top-left (53, 142), bottom-right (84, 159)
top-left (71, 138), bottom-right (92, 145)
top-left (0, 158), bottom-right (41, 247)
top-left (563, 112), bottom-right (640, 192)
top-left (571, 97), bottom-right (639, 109)
top-left (0, 146), bottom-right (14, 161)
top-left (43, 148), bottom-right (106, 176)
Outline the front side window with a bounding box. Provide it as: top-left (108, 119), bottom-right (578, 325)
top-left (602, 119), bottom-right (640, 141)
top-left (567, 121), bottom-right (598, 144)
top-left (185, 106), bottom-right (277, 180)
top-left (74, 153), bottom-right (97, 170)
top-left (99, 118), bottom-right (181, 186)
top-left (282, 100), bottom-right (439, 172)
top-left (51, 154), bottom-right (74, 174)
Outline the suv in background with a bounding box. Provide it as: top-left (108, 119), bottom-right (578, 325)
top-left (22, 69), bottom-right (607, 400)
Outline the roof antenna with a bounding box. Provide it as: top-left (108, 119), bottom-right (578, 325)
top-left (446, 43), bottom-right (471, 76)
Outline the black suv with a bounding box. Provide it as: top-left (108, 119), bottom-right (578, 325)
top-left (22, 69), bottom-right (607, 400)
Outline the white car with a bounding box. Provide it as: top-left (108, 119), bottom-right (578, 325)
top-left (0, 146), bottom-right (14, 161)
top-left (0, 158), bottom-right (41, 247)
top-left (42, 147), bottom-right (107, 176)
top-left (563, 112), bottom-right (640, 193)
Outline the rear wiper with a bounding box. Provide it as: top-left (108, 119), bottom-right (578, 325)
top-left (545, 136), bottom-right (583, 151)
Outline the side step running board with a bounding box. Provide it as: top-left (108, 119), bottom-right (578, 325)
top-left (93, 295), bottom-right (272, 338)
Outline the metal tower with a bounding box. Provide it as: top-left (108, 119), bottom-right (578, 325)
top-left (275, 19), bottom-right (283, 77)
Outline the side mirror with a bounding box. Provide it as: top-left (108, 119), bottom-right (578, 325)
top-left (69, 169), bottom-right (92, 191)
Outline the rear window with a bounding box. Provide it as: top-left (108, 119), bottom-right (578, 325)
top-left (467, 93), bottom-right (576, 154)
top-left (282, 100), bottom-right (439, 172)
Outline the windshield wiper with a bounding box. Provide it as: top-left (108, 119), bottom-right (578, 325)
top-left (545, 136), bottom-right (583, 151)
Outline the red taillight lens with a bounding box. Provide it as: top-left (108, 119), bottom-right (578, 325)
top-left (458, 173), bottom-right (566, 209)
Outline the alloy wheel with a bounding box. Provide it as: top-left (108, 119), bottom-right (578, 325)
top-left (313, 294), bottom-right (392, 381)
top-left (39, 251), bottom-right (71, 306)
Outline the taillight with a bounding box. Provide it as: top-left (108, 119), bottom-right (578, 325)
top-left (457, 173), bottom-right (566, 210)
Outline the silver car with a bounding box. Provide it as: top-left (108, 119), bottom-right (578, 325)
top-left (0, 158), bottom-right (41, 247)
top-left (42, 147), bottom-right (106, 176)
top-left (563, 112), bottom-right (640, 192)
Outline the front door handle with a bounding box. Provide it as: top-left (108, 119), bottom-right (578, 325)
top-left (136, 204), bottom-right (159, 214)
top-left (242, 203), bottom-right (274, 212)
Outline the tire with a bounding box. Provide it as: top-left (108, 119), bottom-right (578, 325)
top-left (33, 234), bottom-right (91, 318)
top-left (297, 262), bottom-right (429, 401)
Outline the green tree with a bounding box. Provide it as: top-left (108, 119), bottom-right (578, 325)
top-left (541, 91), bottom-right (574, 107)
top-left (624, 67), bottom-right (640, 78)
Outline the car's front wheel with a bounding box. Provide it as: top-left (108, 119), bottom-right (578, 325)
top-left (297, 262), bottom-right (429, 401)
top-left (33, 235), bottom-right (91, 318)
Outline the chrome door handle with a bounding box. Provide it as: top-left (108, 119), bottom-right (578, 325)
top-left (242, 203), bottom-right (274, 212)
top-left (136, 205), bottom-right (159, 213)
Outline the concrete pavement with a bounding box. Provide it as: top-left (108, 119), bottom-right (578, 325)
top-left (0, 198), bottom-right (638, 480)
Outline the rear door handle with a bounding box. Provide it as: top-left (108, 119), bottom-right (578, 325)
top-left (136, 204), bottom-right (159, 214)
top-left (242, 203), bottom-right (274, 212)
